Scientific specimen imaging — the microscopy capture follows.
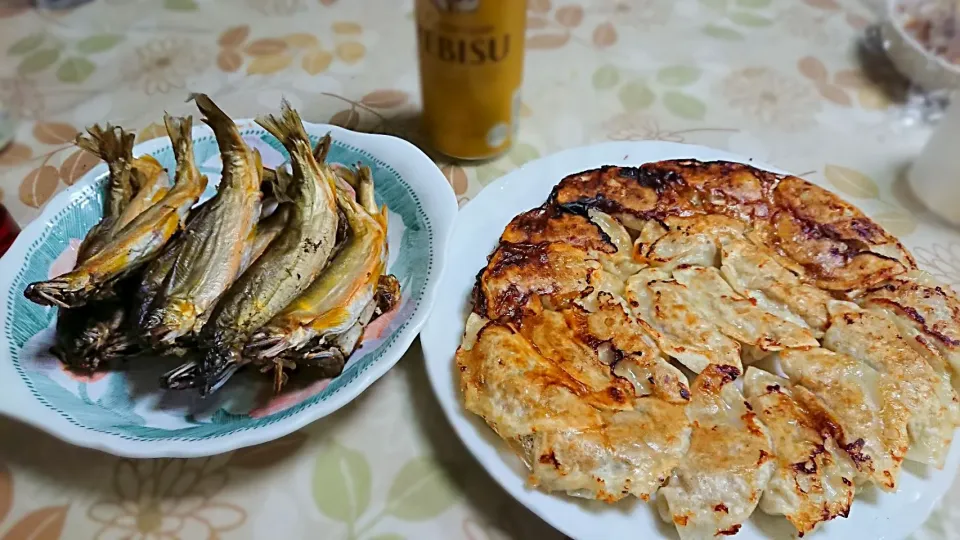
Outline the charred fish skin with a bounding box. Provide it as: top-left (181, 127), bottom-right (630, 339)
top-left (24, 115), bottom-right (207, 309)
top-left (53, 301), bottom-right (126, 371)
top-left (74, 125), bottom-right (137, 262)
top-left (249, 170), bottom-right (387, 363)
top-left (141, 94), bottom-right (262, 346)
top-left (192, 102), bottom-right (340, 395)
top-left (53, 287), bottom-right (141, 371)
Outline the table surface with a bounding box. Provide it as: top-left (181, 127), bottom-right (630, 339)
top-left (1, 0), bottom-right (960, 538)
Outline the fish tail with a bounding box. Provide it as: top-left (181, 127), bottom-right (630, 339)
top-left (163, 113), bottom-right (208, 197)
top-left (163, 113), bottom-right (194, 164)
top-left (190, 93), bottom-right (232, 127)
top-left (191, 93), bottom-right (247, 152)
top-left (75, 124), bottom-right (134, 165)
top-left (255, 99), bottom-right (313, 158)
top-left (76, 124), bottom-right (135, 216)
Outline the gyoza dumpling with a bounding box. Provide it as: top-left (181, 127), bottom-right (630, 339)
top-left (658, 365), bottom-right (774, 539)
top-left (586, 209), bottom-right (647, 277)
top-left (456, 311), bottom-right (692, 503)
top-left (861, 271), bottom-right (960, 389)
top-left (634, 215), bottom-right (745, 270)
top-left (475, 241), bottom-right (601, 321)
top-left (672, 265), bottom-right (818, 353)
top-left (719, 235), bottom-right (833, 335)
top-left (743, 368), bottom-right (856, 535)
top-left (626, 268), bottom-right (742, 373)
top-left (779, 348), bottom-right (908, 491)
top-left (823, 301), bottom-right (958, 467)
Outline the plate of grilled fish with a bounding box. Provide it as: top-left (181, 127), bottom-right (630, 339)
top-left (421, 141), bottom-right (960, 539)
top-left (0, 94), bottom-right (456, 457)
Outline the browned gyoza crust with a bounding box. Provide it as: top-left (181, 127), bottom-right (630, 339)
top-left (458, 160), bottom-right (960, 538)
top-left (549, 161), bottom-right (914, 292)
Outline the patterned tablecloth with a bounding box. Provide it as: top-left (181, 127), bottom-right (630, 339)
top-left (1, 0), bottom-right (960, 538)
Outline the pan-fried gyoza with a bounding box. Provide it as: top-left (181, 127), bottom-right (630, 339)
top-left (457, 162), bottom-right (960, 538)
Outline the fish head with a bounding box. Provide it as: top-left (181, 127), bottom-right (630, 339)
top-left (141, 298), bottom-right (199, 345)
top-left (199, 347), bottom-right (244, 396)
top-left (24, 273), bottom-right (96, 308)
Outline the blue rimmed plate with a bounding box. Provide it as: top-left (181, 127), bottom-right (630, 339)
top-left (0, 120), bottom-right (457, 457)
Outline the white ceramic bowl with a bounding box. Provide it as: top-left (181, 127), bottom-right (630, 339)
top-left (0, 120), bottom-right (457, 457)
top-left (420, 141), bottom-right (960, 540)
top-left (883, 0), bottom-right (960, 91)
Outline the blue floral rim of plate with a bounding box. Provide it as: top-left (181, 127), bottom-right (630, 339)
top-left (6, 128), bottom-right (433, 442)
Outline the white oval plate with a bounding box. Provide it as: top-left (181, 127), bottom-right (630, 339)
top-left (420, 141), bottom-right (960, 540)
top-left (0, 120), bottom-right (457, 458)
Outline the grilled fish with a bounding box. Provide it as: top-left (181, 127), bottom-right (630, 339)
top-left (249, 166), bottom-right (387, 363)
top-left (165, 101), bottom-right (339, 394)
top-left (52, 282), bottom-right (139, 371)
top-left (54, 135), bottom-right (171, 369)
top-left (73, 125), bottom-right (137, 261)
top-left (135, 203), bottom-right (290, 361)
top-left (257, 166), bottom-right (391, 392)
top-left (25, 115), bottom-right (206, 309)
top-left (141, 94), bottom-right (262, 346)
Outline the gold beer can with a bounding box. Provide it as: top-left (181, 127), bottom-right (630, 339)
top-left (416, 0), bottom-right (527, 160)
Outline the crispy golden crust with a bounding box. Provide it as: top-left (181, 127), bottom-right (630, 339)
top-left (476, 241), bottom-right (601, 323)
top-left (459, 159), bottom-right (956, 530)
top-left (658, 364), bottom-right (774, 540)
top-left (500, 205), bottom-right (616, 253)
top-left (861, 272), bottom-right (960, 382)
top-left (743, 368), bottom-right (856, 535)
top-left (457, 315), bottom-right (692, 502)
top-left (549, 162), bottom-right (914, 290)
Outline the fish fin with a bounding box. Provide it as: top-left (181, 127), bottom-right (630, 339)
top-left (272, 167), bottom-right (295, 203)
top-left (254, 148), bottom-right (264, 180)
top-left (337, 163), bottom-right (361, 192)
top-left (134, 154), bottom-right (163, 170)
top-left (377, 204), bottom-right (389, 231)
top-left (132, 154), bottom-right (169, 189)
top-left (356, 165), bottom-right (378, 215)
top-left (313, 132), bottom-right (332, 164)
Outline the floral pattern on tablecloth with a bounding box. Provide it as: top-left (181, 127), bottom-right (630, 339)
top-left (0, 0), bottom-right (958, 538)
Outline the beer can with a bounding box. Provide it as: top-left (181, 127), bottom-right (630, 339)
top-left (416, 0), bottom-right (527, 160)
